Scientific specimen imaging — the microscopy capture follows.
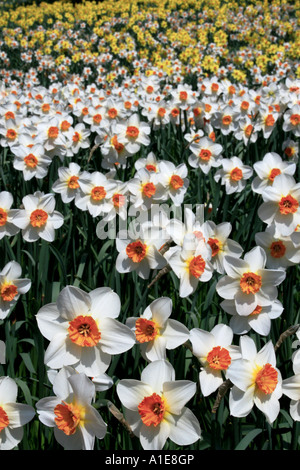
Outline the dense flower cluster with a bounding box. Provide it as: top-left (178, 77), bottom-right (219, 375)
top-left (0, 0), bottom-right (299, 452)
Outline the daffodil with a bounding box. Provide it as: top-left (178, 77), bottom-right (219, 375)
top-left (227, 336), bottom-right (282, 424)
top-left (126, 297), bottom-right (189, 362)
top-left (36, 366), bottom-right (107, 450)
top-left (0, 376), bottom-right (35, 450)
top-left (116, 360), bottom-right (201, 450)
top-left (36, 285), bottom-right (135, 376)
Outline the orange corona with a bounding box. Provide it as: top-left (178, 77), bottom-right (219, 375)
top-left (54, 401), bottom-right (82, 435)
top-left (206, 346), bottom-right (231, 370)
top-left (240, 272), bottom-right (262, 294)
top-left (188, 255), bottom-right (206, 278)
top-left (135, 318), bottom-right (159, 343)
top-left (169, 174), bottom-right (184, 190)
top-left (199, 149), bottom-right (212, 161)
top-left (91, 186), bottom-right (106, 201)
top-left (126, 241), bottom-right (147, 263)
top-left (255, 363), bottom-right (278, 394)
top-left (268, 168), bottom-right (281, 182)
top-left (30, 209), bottom-right (48, 228)
top-left (270, 241), bottom-right (286, 258)
top-left (278, 195), bottom-right (299, 215)
top-left (0, 283), bottom-right (18, 302)
top-left (67, 175), bottom-right (80, 189)
top-left (126, 126), bottom-right (139, 138)
top-left (0, 208), bottom-right (7, 226)
top-left (230, 167), bottom-right (243, 181)
top-left (24, 154), bottom-right (38, 168)
top-left (0, 406), bottom-right (9, 432)
top-left (138, 393), bottom-right (166, 427)
top-left (207, 238), bottom-right (221, 257)
top-left (68, 315), bottom-right (101, 347)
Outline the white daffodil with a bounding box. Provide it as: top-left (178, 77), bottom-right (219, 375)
top-left (220, 298), bottom-right (284, 336)
top-left (214, 156), bottom-right (253, 194)
top-left (12, 191), bottom-right (64, 243)
top-left (114, 113), bottom-right (151, 154)
top-left (252, 152), bottom-right (296, 195)
top-left (255, 224), bottom-right (300, 269)
top-left (257, 174), bottom-right (300, 237)
top-left (36, 366), bottom-right (107, 450)
top-left (188, 136), bottom-right (223, 175)
top-left (216, 246), bottom-right (286, 316)
top-left (0, 261), bottom-right (31, 320)
top-left (11, 143), bottom-right (52, 181)
top-left (0, 376), bottom-right (35, 450)
top-left (126, 297), bottom-right (190, 362)
top-left (36, 285), bottom-right (135, 376)
top-left (52, 162), bottom-right (82, 203)
top-left (116, 360), bottom-right (201, 450)
top-left (189, 324), bottom-right (241, 397)
top-left (0, 191), bottom-right (20, 240)
top-left (116, 222), bottom-right (168, 280)
top-left (156, 161), bottom-right (189, 206)
top-left (168, 233), bottom-right (213, 298)
top-left (227, 336), bottom-right (282, 424)
top-left (75, 170), bottom-right (118, 218)
top-left (201, 220), bottom-right (243, 274)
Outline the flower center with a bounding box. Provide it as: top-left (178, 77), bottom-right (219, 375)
top-left (284, 146), bottom-right (295, 158)
top-left (179, 91), bottom-right (188, 101)
top-left (126, 125), bottom-right (139, 138)
top-left (142, 182), bottom-right (156, 198)
top-left (222, 115), bottom-right (232, 126)
top-left (30, 209), bottom-right (48, 228)
top-left (135, 318), bottom-right (159, 343)
top-left (138, 393), bottom-right (166, 427)
top-left (68, 315), bottom-right (101, 347)
top-left (207, 237), bottom-right (221, 257)
top-left (169, 174), bottom-right (184, 190)
top-left (265, 114), bottom-right (275, 127)
top-left (240, 272), bottom-right (262, 294)
top-left (270, 241), bottom-right (286, 258)
top-left (72, 132), bottom-right (81, 142)
top-left (245, 124), bottom-right (253, 137)
top-left (54, 401), bottom-right (83, 435)
top-left (24, 153), bottom-right (38, 168)
top-left (0, 406), bottom-right (9, 432)
top-left (93, 114), bottom-right (102, 124)
top-left (199, 149), bottom-right (212, 161)
top-left (126, 241), bottom-right (147, 263)
top-left (255, 363), bottom-right (278, 394)
top-left (112, 193), bottom-right (126, 208)
top-left (67, 175), bottom-right (80, 189)
top-left (278, 195), bottom-right (299, 215)
top-left (0, 283), bottom-right (18, 301)
top-left (290, 114), bottom-right (300, 126)
top-left (107, 108), bottom-right (118, 119)
top-left (145, 164), bottom-right (157, 172)
top-left (241, 101), bottom-right (250, 110)
top-left (188, 255), bottom-right (206, 278)
top-left (146, 85), bottom-right (154, 94)
top-left (250, 305), bottom-right (262, 316)
top-left (111, 135), bottom-right (125, 153)
top-left (0, 208), bottom-right (8, 226)
top-left (268, 168), bottom-right (281, 182)
top-left (206, 346), bottom-right (231, 370)
top-left (91, 186), bottom-right (106, 201)
top-left (230, 167), bottom-right (243, 181)
top-left (47, 126), bottom-right (59, 139)
top-left (6, 129), bottom-right (17, 140)
top-left (158, 107), bottom-right (166, 117)
top-left (61, 120), bottom-right (71, 131)
top-left (4, 111), bottom-right (15, 120)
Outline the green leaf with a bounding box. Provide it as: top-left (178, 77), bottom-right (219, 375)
top-left (235, 428), bottom-right (263, 450)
